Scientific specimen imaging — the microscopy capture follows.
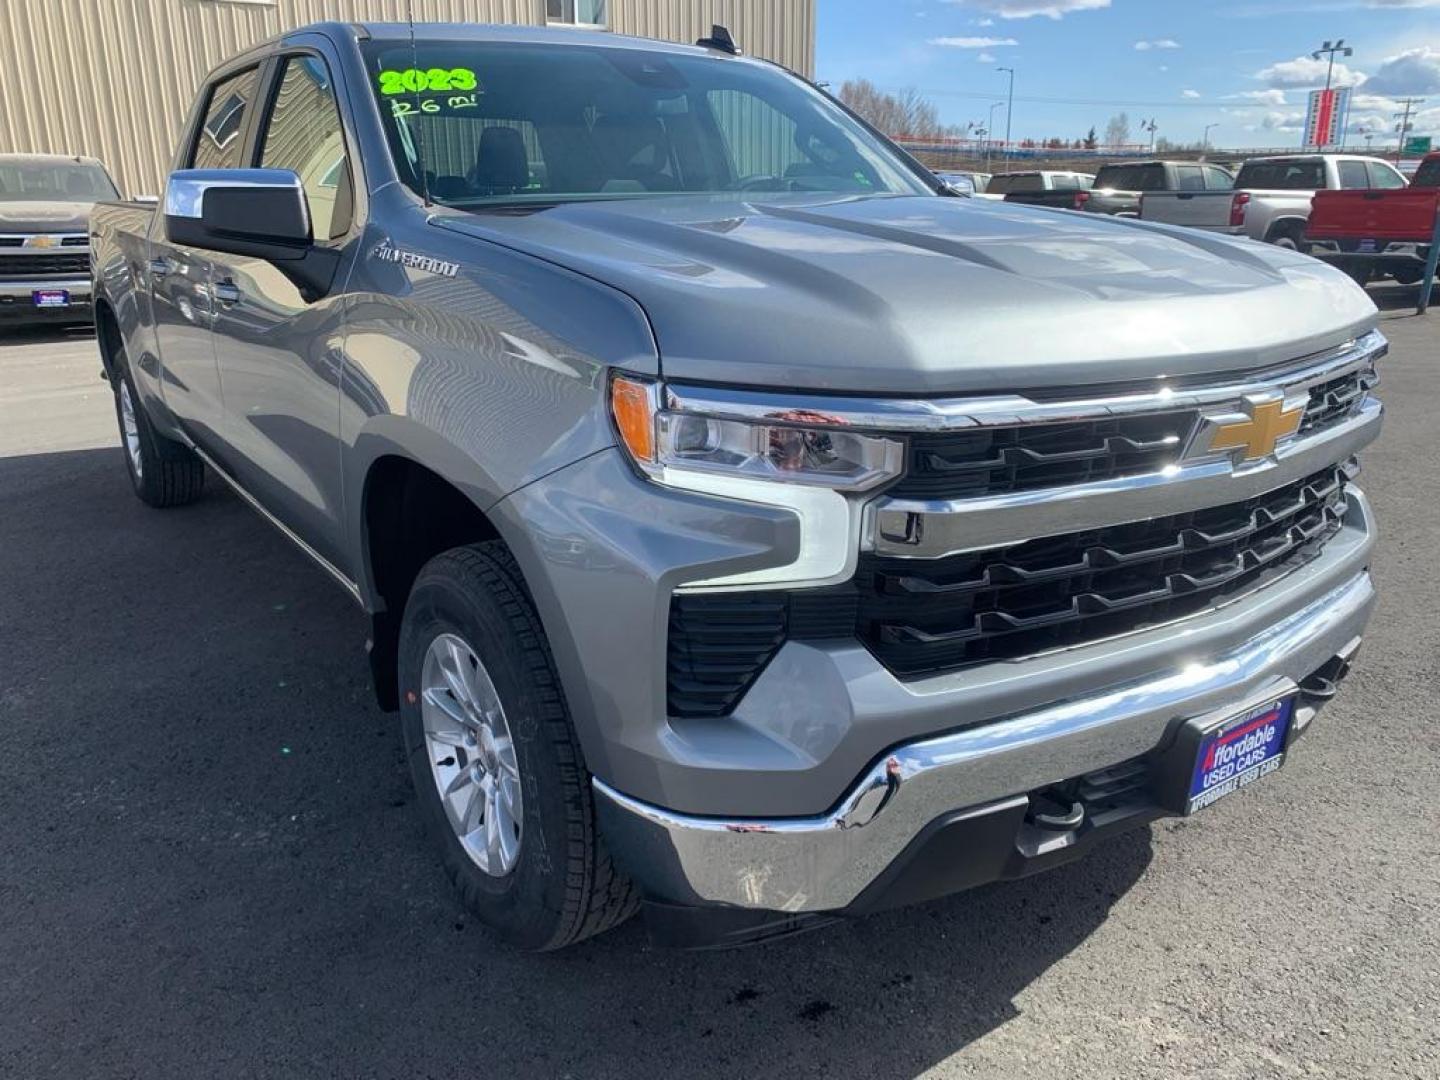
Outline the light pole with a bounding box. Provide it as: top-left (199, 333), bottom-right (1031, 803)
top-left (1310, 39), bottom-right (1353, 149)
top-left (997, 66), bottom-right (1015, 172)
top-left (987, 100), bottom-right (1005, 173)
top-left (1202, 122), bottom-right (1218, 153)
top-left (1310, 39), bottom-right (1352, 97)
top-left (1141, 117), bottom-right (1158, 153)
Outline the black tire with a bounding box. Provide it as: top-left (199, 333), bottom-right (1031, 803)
top-left (112, 348), bottom-right (205, 508)
top-left (398, 541), bottom-right (638, 950)
top-left (1268, 229), bottom-right (1302, 251)
top-left (1343, 263), bottom-right (1372, 287)
top-left (1391, 266), bottom-right (1424, 285)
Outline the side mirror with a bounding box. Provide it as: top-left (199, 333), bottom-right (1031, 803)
top-left (164, 168), bottom-right (312, 261)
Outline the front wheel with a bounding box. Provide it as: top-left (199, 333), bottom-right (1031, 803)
top-left (112, 350), bottom-right (205, 508)
top-left (398, 542), bottom-right (638, 950)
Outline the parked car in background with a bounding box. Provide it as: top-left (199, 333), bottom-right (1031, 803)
top-left (1139, 154), bottom-right (1409, 247)
top-left (935, 170), bottom-right (990, 195)
top-left (0, 154), bottom-right (120, 327)
top-left (93, 20), bottom-right (1385, 951)
top-left (1307, 151), bottom-right (1440, 285)
top-left (1086, 160), bottom-right (1234, 217)
top-left (989, 170), bottom-right (1095, 209)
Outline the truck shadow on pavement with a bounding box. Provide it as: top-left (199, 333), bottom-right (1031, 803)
top-left (0, 445), bottom-right (1153, 1079)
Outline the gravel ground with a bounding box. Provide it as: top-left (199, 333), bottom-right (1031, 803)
top-left (1, 292), bottom-right (1436, 1079)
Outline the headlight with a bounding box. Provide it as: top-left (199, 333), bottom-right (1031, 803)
top-left (610, 375), bottom-right (904, 588)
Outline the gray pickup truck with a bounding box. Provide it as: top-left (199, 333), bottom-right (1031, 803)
top-left (1086, 159), bottom-right (1235, 218)
top-left (1, 154), bottom-right (120, 326)
top-left (91, 21), bottom-right (1385, 950)
top-left (1140, 153), bottom-right (1410, 247)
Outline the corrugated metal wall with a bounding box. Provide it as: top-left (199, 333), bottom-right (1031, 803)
top-left (0, 0), bottom-right (814, 198)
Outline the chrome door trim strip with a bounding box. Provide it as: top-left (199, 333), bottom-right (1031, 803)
top-left (190, 445), bottom-right (363, 604)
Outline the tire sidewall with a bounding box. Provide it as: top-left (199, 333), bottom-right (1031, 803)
top-left (111, 359), bottom-right (148, 497)
top-left (398, 561), bottom-right (577, 949)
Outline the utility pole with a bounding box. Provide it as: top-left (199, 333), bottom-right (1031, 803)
top-left (1141, 117), bottom-right (1158, 153)
top-left (1393, 98), bottom-right (1424, 162)
top-left (1202, 122), bottom-right (1218, 154)
top-left (997, 66), bottom-right (1015, 172)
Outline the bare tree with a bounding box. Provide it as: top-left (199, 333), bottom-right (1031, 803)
top-left (838, 79), bottom-right (948, 139)
top-left (1104, 112), bottom-right (1132, 148)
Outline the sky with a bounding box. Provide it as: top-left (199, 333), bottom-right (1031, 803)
top-left (816, 0), bottom-right (1440, 150)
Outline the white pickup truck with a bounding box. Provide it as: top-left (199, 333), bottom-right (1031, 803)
top-left (1140, 154), bottom-right (1410, 248)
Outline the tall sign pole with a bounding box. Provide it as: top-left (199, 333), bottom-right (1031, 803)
top-left (997, 66), bottom-right (1015, 172)
top-left (1309, 39), bottom-right (1352, 149)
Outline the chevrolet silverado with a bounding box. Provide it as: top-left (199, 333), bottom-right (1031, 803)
top-left (1140, 153), bottom-right (1408, 246)
top-left (90, 22), bottom-right (1385, 949)
top-left (0, 154), bottom-right (119, 326)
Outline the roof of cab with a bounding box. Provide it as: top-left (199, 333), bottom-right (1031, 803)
top-left (350, 20), bottom-right (745, 60)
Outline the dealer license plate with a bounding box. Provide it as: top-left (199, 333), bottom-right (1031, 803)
top-left (1357, 239), bottom-right (1378, 254)
top-left (1186, 697), bottom-right (1293, 815)
top-left (33, 289), bottom-right (70, 308)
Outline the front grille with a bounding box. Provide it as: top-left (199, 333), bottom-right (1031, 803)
top-left (0, 252), bottom-right (90, 276)
top-left (890, 412), bottom-right (1192, 500)
top-left (1299, 365), bottom-right (1378, 436)
top-left (888, 363), bottom-right (1376, 503)
top-left (856, 462), bottom-right (1353, 679)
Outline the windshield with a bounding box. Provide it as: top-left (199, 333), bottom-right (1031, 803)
top-left (1234, 160), bottom-right (1324, 190)
top-left (361, 41), bottom-right (933, 207)
top-left (0, 161), bottom-right (118, 202)
top-left (1094, 164), bottom-right (1167, 192)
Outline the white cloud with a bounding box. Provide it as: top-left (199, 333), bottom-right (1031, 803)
top-left (1226, 89), bottom-right (1288, 105)
top-left (1364, 47), bottom-right (1440, 96)
top-left (1158, 64), bottom-right (1169, 72)
top-left (1261, 111), bottom-right (1306, 131)
top-left (976, 52), bottom-right (997, 63)
top-left (1182, 89), bottom-right (1202, 98)
top-left (927, 36), bottom-right (1019, 48)
top-left (941, 0), bottom-right (1110, 20)
top-left (1256, 55), bottom-right (1365, 89)
top-left (1134, 39), bottom-right (1181, 51)
top-left (976, 17), bottom-right (995, 25)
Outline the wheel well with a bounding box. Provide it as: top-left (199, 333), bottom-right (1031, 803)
top-left (362, 456), bottom-right (502, 710)
top-left (1266, 217), bottom-right (1306, 242)
top-left (94, 299), bottom-right (121, 381)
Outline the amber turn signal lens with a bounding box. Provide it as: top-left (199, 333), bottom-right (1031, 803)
top-left (610, 375), bottom-right (657, 464)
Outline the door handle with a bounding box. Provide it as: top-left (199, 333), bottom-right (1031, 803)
top-left (211, 280), bottom-right (241, 306)
top-left (148, 257), bottom-right (172, 279)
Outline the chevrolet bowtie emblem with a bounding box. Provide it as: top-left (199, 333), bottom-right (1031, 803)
top-left (23, 235), bottom-right (59, 248)
top-left (1208, 396), bottom-right (1304, 462)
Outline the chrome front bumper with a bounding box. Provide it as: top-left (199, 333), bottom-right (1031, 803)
top-left (0, 277), bottom-right (91, 299)
top-left (595, 558), bottom-right (1376, 913)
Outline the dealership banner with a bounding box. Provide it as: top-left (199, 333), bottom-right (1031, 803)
top-left (1304, 87), bottom-right (1351, 148)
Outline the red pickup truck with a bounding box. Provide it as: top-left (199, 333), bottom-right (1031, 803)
top-left (1306, 153), bottom-right (1440, 284)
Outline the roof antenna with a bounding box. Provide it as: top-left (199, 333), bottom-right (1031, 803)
top-left (406, 0), bottom-right (432, 207)
top-left (696, 24), bottom-right (740, 56)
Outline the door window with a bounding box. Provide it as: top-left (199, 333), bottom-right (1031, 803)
top-left (1175, 165), bottom-right (1205, 191)
top-left (1203, 166), bottom-right (1234, 190)
top-left (1366, 162), bottom-right (1408, 189)
top-left (258, 55), bottom-right (354, 240)
top-left (1337, 160), bottom-right (1370, 189)
top-left (191, 67), bottom-right (261, 170)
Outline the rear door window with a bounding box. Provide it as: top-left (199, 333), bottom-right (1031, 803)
top-left (1203, 166), bottom-right (1234, 190)
top-left (1338, 160), bottom-right (1370, 189)
top-left (1416, 158), bottom-right (1440, 187)
top-left (1175, 165), bottom-right (1205, 191)
top-left (1234, 160), bottom-right (1325, 189)
top-left (190, 67), bottom-right (261, 170)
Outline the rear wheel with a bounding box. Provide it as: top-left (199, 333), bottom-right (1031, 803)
top-left (111, 348), bottom-right (205, 508)
top-left (1391, 266), bottom-right (1424, 285)
top-left (398, 541), bottom-right (638, 950)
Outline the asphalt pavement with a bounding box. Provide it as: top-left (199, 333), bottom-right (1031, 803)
top-left (1, 293), bottom-right (1436, 1079)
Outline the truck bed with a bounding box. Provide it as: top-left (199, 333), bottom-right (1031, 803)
top-left (1138, 191), bottom-right (1238, 232)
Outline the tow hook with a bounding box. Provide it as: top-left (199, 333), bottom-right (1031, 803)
top-left (1026, 791), bottom-right (1085, 832)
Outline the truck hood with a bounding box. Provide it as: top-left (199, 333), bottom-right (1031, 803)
top-left (0, 200), bottom-right (94, 233)
top-left (435, 193), bottom-right (1377, 394)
